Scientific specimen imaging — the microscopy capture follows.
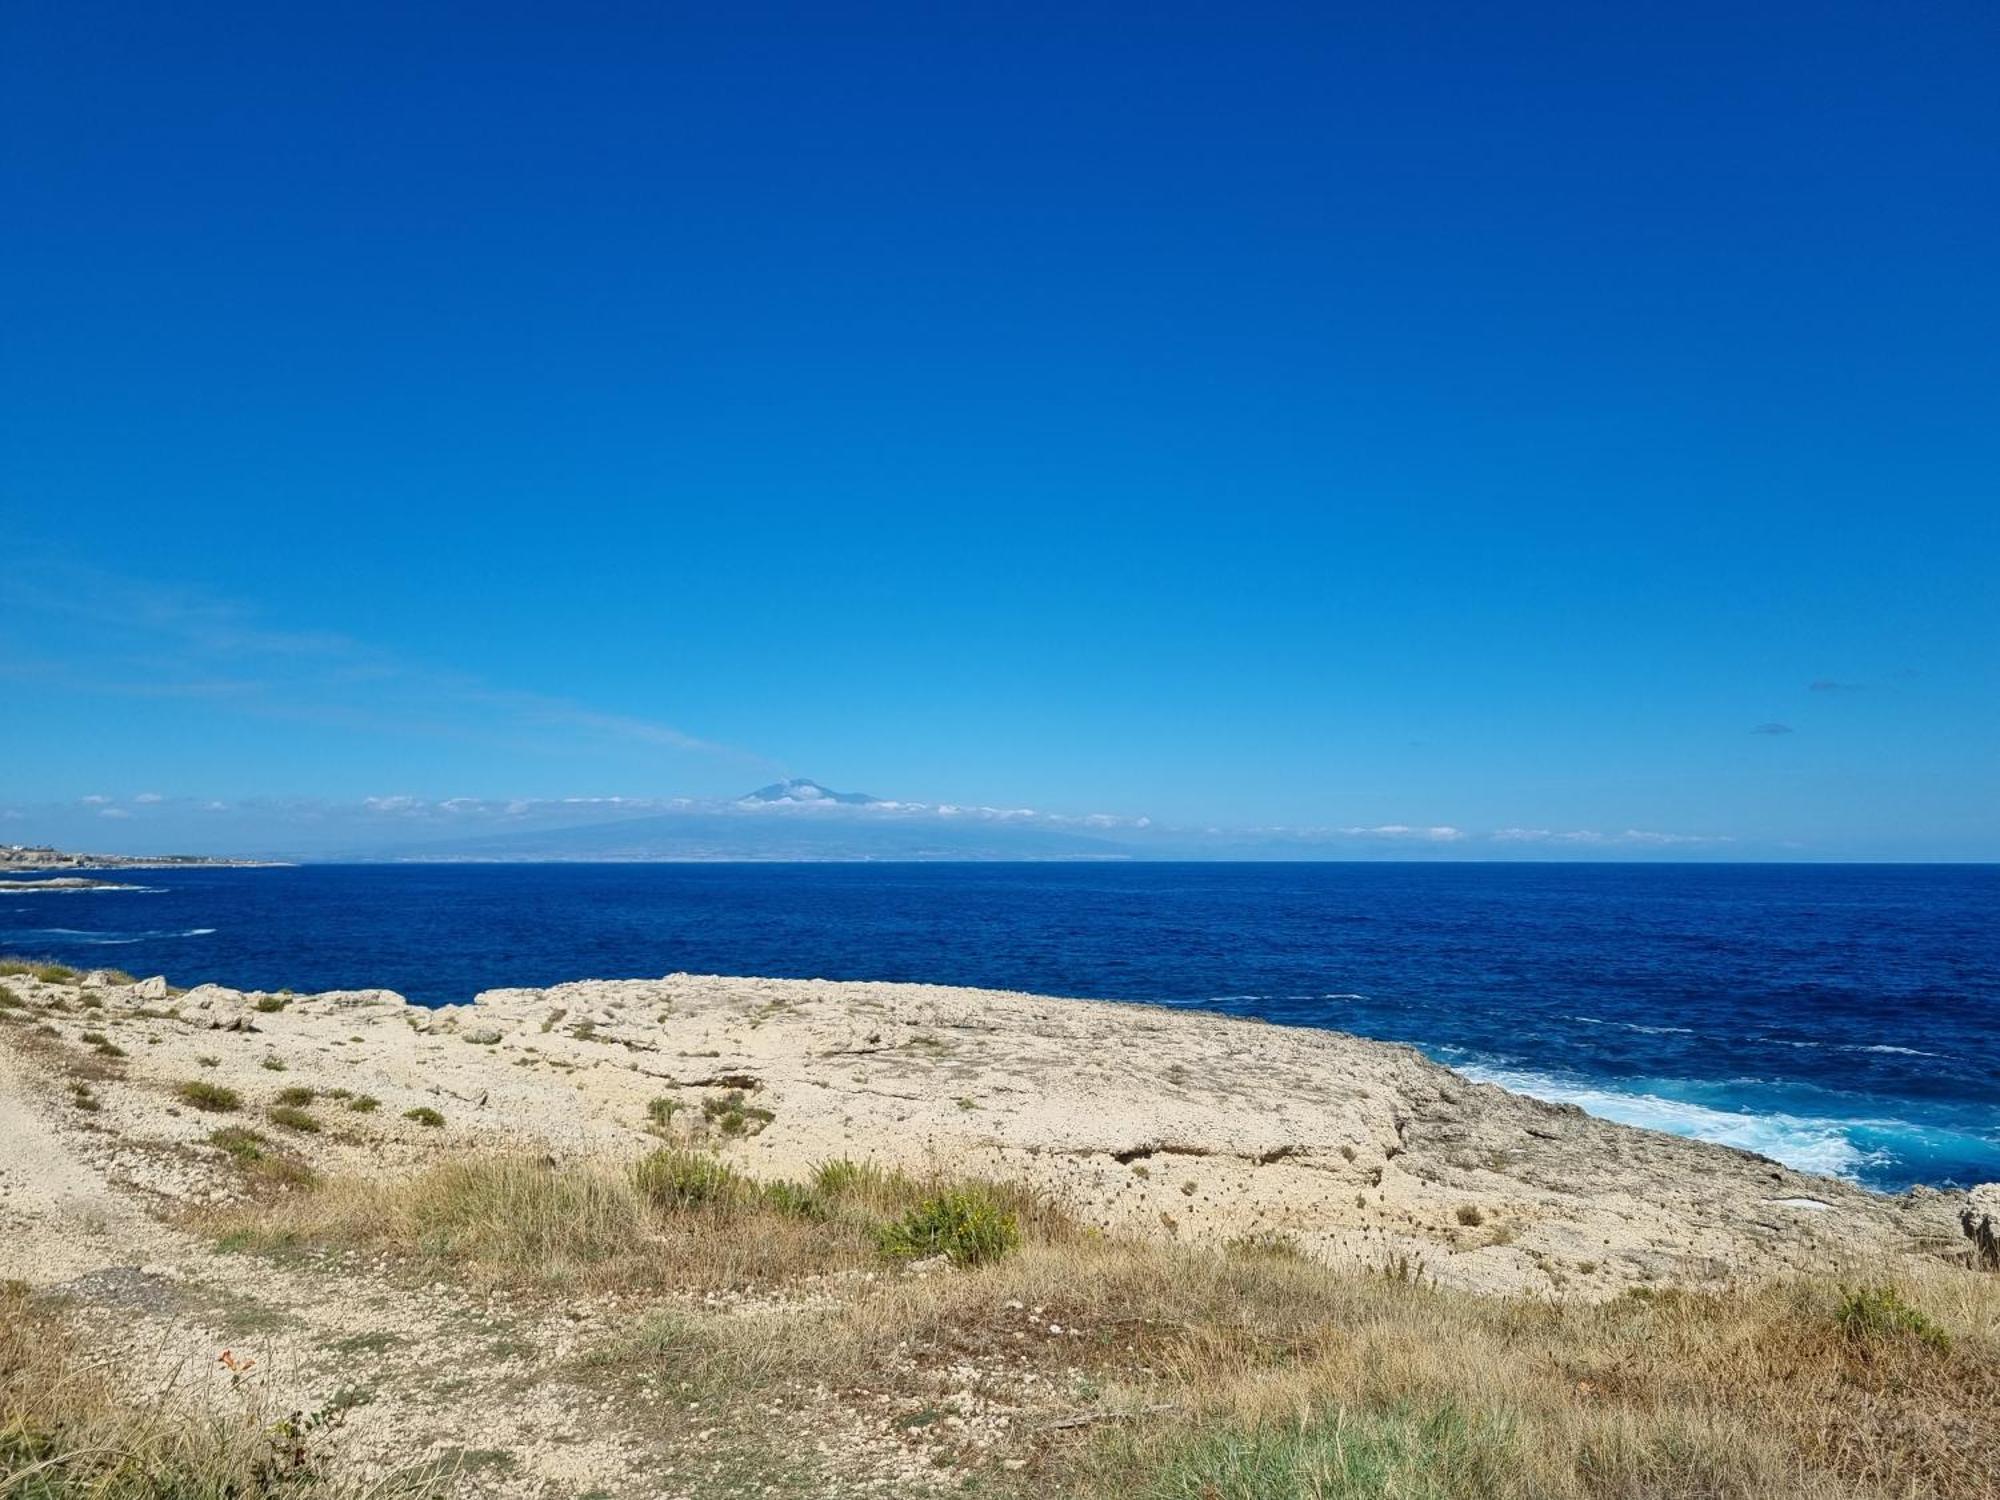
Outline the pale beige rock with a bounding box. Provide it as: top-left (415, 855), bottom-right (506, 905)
top-left (4, 968), bottom-right (1986, 1298)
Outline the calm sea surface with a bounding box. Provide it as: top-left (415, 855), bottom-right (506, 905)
top-left (6, 862), bottom-right (1994, 1192)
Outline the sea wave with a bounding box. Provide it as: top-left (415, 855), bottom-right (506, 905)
top-left (1, 882), bottom-right (160, 894)
top-left (1447, 1059), bottom-right (1897, 1180)
top-left (1, 926), bottom-right (217, 946)
top-left (1565, 1015), bottom-right (1694, 1036)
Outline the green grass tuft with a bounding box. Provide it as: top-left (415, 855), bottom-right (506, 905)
top-left (177, 1080), bottom-right (243, 1112)
top-left (632, 1148), bottom-right (740, 1209)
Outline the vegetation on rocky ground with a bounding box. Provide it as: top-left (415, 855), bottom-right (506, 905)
top-left (0, 1283), bottom-right (444, 1499)
top-left (196, 1151), bottom-right (2000, 1500)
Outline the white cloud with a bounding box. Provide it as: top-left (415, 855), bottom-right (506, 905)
top-left (1338, 824), bottom-right (1466, 842)
top-left (133, 792), bottom-right (164, 804)
top-left (98, 806), bottom-right (131, 819)
top-left (80, 794), bottom-right (112, 805)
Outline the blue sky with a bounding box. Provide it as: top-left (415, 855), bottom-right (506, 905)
top-left (3, 2), bottom-right (1996, 859)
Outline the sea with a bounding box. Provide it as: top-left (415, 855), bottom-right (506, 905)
top-left (5, 861), bottom-right (1994, 1194)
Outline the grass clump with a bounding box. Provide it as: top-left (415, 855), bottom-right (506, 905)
top-left (877, 1186), bottom-right (1020, 1267)
top-left (69, 1082), bottom-right (100, 1113)
top-left (31, 962), bottom-right (79, 983)
top-left (646, 1095), bottom-right (682, 1129)
top-left (208, 1126), bottom-right (316, 1188)
top-left (177, 1080), bottom-right (242, 1113)
top-left (209, 1125), bottom-right (273, 1164)
top-left (275, 1085), bottom-right (318, 1106)
top-left (348, 1094), bottom-right (381, 1113)
top-left (700, 1089), bottom-right (774, 1137)
top-left (253, 995), bottom-right (289, 1013)
top-left (268, 1104), bottom-right (321, 1134)
top-left (79, 1030), bottom-right (127, 1059)
top-left (1456, 1203), bottom-right (1486, 1227)
top-left (404, 1106), bottom-right (444, 1128)
top-left (1836, 1283), bottom-right (1951, 1352)
top-left (260, 1056), bottom-right (288, 1072)
top-left (1119, 1400), bottom-right (1515, 1498)
top-left (633, 1148), bottom-right (741, 1210)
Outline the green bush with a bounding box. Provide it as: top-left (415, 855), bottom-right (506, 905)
top-left (209, 1126), bottom-right (272, 1164)
top-left (177, 1080), bottom-right (242, 1113)
top-left (404, 1106), bottom-right (444, 1128)
top-left (275, 1085), bottom-right (317, 1106)
top-left (700, 1089), bottom-right (774, 1137)
top-left (758, 1180), bottom-right (827, 1220)
top-left (632, 1148), bottom-right (740, 1210)
top-left (1835, 1285), bottom-right (1950, 1352)
top-left (253, 995), bottom-right (289, 1013)
top-left (348, 1094), bottom-right (381, 1113)
top-left (878, 1187), bottom-right (1020, 1267)
top-left (268, 1105), bottom-right (321, 1134)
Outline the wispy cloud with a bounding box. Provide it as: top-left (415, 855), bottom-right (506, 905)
top-left (1752, 722), bottom-right (1794, 735)
top-left (1807, 679), bottom-right (1863, 693)
top-left (1491, 827), bottom-right (1730, 847)
top-left (0, 557), bottom-right (764, 771)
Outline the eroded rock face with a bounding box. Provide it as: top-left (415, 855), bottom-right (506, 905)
top-left (3, 967), bottom-right (1987, 1296)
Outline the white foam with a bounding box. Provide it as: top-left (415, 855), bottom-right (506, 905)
top-left (1451, 1060), bottom-right (1894, 1180)
top-left (1563, 1014), bottom-right (1692, 1035)
top-left (1850, 1044), bottom-right (1937, 1057)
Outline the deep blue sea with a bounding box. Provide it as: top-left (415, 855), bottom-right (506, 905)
top-left (6, 862), bottom-right (1995, 1193)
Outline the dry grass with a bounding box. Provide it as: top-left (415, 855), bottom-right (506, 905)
top-left (206, 1152), bottom-right (2000, 1500)
top-left (209, 1151), bottom-right (1053, 1297)
top-left (0, 1283), bottom-right (441, 1498)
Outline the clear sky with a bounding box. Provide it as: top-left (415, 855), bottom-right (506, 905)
top-left (3, 2), bottom-right (1996, 859)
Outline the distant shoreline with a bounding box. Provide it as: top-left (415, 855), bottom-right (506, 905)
top-left (0, 846), bottom-right (283, 873)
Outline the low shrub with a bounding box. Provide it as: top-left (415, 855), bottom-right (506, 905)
top-left (633, 1148), bottom-right (740, 1210)
top-left (758, 1180), bottom-right (827, 1220)
top-left (404, 1106), bottom-right (444, 1128)
top-left (210, 1125), bottom-right (273, 1163)
top-left (269, 1105), bottom-right (321, 1133)
top-left (1836, 1284), bottom-right (1951, 1351)
top-left (348, 1094), bottom-right (381, 1113)
top-left (878, 1187), bottom-right (1020, 1268)
top-left (276, 1085), bottom-right (317, 1106)
top-left (177, 1080), bottom-right (243, 1113)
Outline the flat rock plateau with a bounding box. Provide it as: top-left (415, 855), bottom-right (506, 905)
top-left (3, 967), bottom-right (1992, 1497)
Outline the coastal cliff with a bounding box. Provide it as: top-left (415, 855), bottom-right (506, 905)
top-left (3, 963), bottom-right (1995, 1498)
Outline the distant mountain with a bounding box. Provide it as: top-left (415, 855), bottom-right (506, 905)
top-left (739, 779), bottom-right (882, 806)
top-left (377, 805), bottom-right (1132, 862)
